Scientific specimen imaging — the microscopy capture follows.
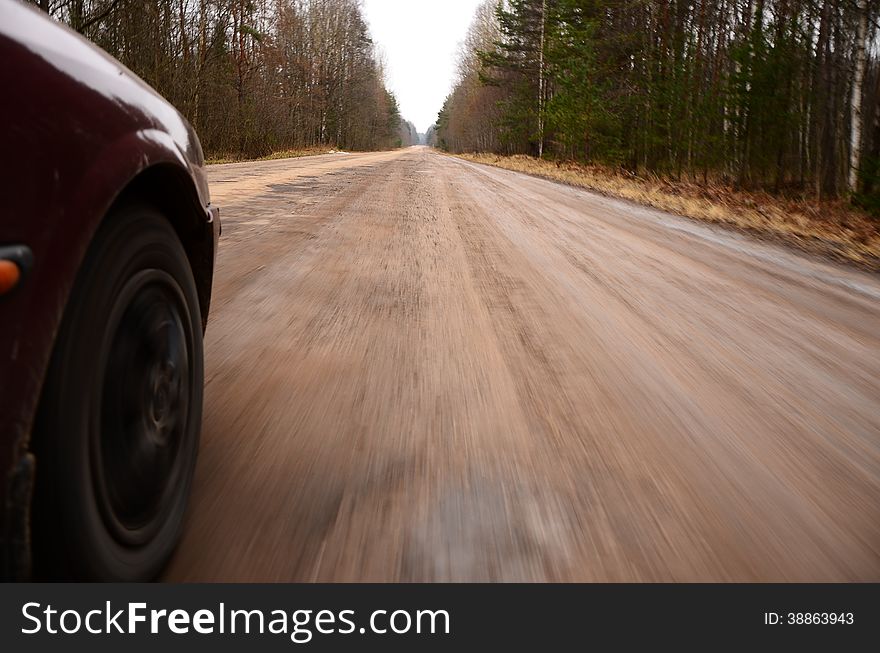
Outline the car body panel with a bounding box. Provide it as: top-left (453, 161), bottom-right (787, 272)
top-left (0, 0), bottom-right (217, 578)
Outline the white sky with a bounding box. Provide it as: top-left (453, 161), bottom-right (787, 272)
top-left (361, 0), bottom-right (484, 133)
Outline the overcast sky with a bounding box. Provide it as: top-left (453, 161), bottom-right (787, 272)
top-left (361, 0), bottom-right (484, 134)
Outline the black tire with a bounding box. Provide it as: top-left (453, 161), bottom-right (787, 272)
top-left (32, 203), bottom-right (203, 581)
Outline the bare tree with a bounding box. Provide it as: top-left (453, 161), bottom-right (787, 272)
top-left (850, 0), bottom-right (870, 193)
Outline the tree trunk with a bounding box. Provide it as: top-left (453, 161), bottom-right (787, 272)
top-left (537, 0), bottom-right (546, 158)
top-left (848, 0), bottom-right (869, 193)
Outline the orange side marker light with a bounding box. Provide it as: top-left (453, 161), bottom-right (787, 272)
top-left (0, 259), bottom-right (21, 295)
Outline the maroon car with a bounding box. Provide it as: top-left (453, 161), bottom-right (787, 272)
top-left (0, 1), bottom-right (219, 580)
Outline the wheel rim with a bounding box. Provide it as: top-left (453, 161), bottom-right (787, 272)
top-left (93, 268), bottom-right (193, 547)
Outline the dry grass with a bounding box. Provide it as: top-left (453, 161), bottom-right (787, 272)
top-left (206, 146), bottom-right (339, 165)
top-left (458, 153), bottom-right (880, 270)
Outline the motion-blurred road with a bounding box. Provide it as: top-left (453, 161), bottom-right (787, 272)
top-left (165, 146), bottom-right (880, 581)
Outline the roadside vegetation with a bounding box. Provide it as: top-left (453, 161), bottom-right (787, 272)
top-left (459, 153), bottom-right (880, 268)
top-left (433, 0), bottom-right (880, 264)
top-left (33, 0), bottom-right (420, 158)
top-left (206, 147), bottom-right (342, 165)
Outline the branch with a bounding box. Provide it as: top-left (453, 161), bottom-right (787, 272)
top-left (78, 0), bottom-right (124, 33)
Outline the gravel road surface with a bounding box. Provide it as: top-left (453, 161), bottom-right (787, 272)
top-left (165, 147), bottom-right (880, 581)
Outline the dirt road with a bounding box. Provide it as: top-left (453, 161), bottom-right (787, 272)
top-left (165, 146), bottom-right (880, 581)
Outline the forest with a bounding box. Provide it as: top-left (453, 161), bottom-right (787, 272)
top-left (435, 0), bottom-right (880, 206)
top-left (31, 0), bottom-right (419, 158)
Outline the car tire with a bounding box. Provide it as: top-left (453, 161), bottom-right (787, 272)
top-left (32, 203), bottom-right (203, 581)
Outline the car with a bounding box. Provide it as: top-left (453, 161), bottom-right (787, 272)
top-left (0, 0), bottom-right (219, 581)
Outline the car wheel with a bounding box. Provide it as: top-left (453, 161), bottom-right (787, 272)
top-left (32, 203), bottom-right (203, 581)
